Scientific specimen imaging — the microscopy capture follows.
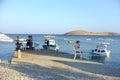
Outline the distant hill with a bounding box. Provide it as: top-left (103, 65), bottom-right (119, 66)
top-left (64, 30), bottom-right (120, 36)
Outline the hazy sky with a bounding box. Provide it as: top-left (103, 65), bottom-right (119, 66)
top-left (0, 0), bottom-right (120, 34)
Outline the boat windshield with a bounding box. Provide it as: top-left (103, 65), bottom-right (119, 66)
top-left (97, 43), bottom-right (108, 49)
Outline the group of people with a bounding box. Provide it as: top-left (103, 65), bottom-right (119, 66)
top-left (15, 35), bottom-right (33, 51)
top-left (15, 35), bottom-right (81, 58)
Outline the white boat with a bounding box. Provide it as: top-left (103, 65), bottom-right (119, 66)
top-left (44, 36), bottom-right (57, 38)
top-left (86, 38), bottom-right (92, 41)
top-left (16, 38), bottom-right (40, 50)
top-left (42, 39), bottom-right (59, 51)
top-left (92, 42), bottom-right (110, 56)
top-left (0, 33), bottom-right (13, 42)
top-left (19, 38), bottom-right (27, 50)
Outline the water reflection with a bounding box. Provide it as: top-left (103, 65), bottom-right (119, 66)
top-left (0, 42), bottom-right (15, 63)
top-left (90, 55), bottom-right (110, 64)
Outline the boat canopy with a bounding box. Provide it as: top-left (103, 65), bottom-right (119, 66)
top-left (0, 33), bottom-right (13, 42)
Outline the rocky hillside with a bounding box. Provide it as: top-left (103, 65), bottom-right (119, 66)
top-left (64, 30), bottom-right (120, 36)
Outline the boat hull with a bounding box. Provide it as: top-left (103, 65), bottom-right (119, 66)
top-left (42, 44), bottom-right (59, 51)
top-left (92, 50), bottom-right (110, 56)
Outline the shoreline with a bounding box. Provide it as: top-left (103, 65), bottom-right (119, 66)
top-left (0, 49), bottom-right (120, 80)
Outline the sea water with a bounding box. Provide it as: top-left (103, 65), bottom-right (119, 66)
top-left (0, 34), bottom-right (120, 69)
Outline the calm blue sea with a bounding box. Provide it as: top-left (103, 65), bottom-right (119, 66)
top-left (0, 34), bottom-right (120, 69)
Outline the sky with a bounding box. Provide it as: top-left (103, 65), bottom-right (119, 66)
top-left (0, 0), bottom-right (120, 34)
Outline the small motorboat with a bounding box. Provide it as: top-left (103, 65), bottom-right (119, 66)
top-left (19, 38), bottom-right (27, 50)
top-left (15, 38), bottom-right (27, 50)
top-left (92, 42), bottom-right (110, 56)
top-left (18, 38), bottom-right (40, 50)
top-left (42, 36), bottom-right (59, 51)
top-left (86, 38), bottom-right (91, 41)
